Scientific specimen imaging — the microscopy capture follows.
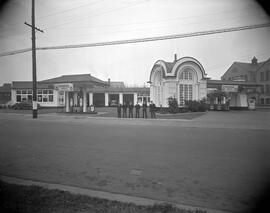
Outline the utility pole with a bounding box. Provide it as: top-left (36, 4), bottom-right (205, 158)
top-left (25, 0), bottom-right (44, 119)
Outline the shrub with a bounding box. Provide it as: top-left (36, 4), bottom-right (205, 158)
top-left (185, 99), bottom-right (207, 112)
top-left (198, 98), bottom-right (208, 112)
top-left (167, 97), bottom-right (179, 113)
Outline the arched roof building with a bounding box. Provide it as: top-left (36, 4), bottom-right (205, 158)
top-left (149, 55), bottom-right (208, 107)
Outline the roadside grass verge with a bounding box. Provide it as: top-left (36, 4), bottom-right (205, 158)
top-left (0, 180), bottom-right (206, 213)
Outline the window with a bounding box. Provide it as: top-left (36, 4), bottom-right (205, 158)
top-left (16, 89), bottom-right (54, 103)
top-left (260, 98), bottom-right (265, 105)
top-left (179, 84), bottom-right (193, 106)
top-left (180, 70), bottom-right (192, 80)
top-left (266, 70), bottom-right (269, 81)
top-left (266, 85), bottom-right (270, 93)
top-left (260, 72), bottom-right (264, 81)
top-left (261, 86), bottom-right (264, 93)
top-left (38, 89), bottom-right (54, 102)
top-left (266, 98), bottom-right (270, 105)
top-left (251, 72), bottom-right (256, 81)
top-left (16, 90), bottom-right (32, 102)
top-left (49, 90), bottom-right (54, 102)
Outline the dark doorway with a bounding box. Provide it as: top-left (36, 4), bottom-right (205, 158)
top-left (93, 93), bottom-right (105, 106)
top-left (109, 94), bottom-right (119, 106)
top-left (123, 94), bottom-right (134, 105)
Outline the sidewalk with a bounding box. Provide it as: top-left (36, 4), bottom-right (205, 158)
top-left (1, 110), bottom-right (269, 130)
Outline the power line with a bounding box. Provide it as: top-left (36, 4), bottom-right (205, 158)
top-left (3, 0), bottom-right (105, 28)
top-left (43, 0), bottom-right (148, 30)
top-left (53, 6), bottom-right (258, 31)
top-left (36, 23), bottom-right (270, 49)
top-left (37, 0), bottom-right (104, 21)
top-left (48, 13), bottom-right (265, 39)
top-left (1, 23), bottom-right (270, 58)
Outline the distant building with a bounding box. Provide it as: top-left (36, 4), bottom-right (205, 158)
top-left (0, 83), bottom-right (11, 106)
top-left (10, 74), bottom-right (150, 112)
top-left (221, 57), bottom-right (270, 105)
top-left (149, 54), bottom-right (208, 107)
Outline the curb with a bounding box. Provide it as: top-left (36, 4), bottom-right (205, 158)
top-left (0, 175), bottom-right (231, 213)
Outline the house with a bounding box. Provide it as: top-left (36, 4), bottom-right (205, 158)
top-left (221, 57), bottom-right (270, 105)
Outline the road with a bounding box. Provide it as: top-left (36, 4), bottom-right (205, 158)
top-left (0, 111), bottom-right (270, 212)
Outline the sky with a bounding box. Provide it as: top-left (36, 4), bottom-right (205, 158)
top-left (0, 0), bottom-right (270, 86)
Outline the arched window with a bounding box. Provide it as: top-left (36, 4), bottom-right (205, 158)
top-left (179, 69), bottom-right (195, 106)
top-left (154, 70), bottom-right (162, 86)
top-left (180, 70), bottom-right (193, 80)
top-left (153, 70), bottom-right (163, 106)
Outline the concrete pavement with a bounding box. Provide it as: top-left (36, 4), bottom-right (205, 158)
top-left (0, 111), bottom-right (270, 212)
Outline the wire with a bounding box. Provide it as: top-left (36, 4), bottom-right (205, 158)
top-left (37, 23), bottom-right (270, 50)
top-left (43, 0), bottom-right (149, 30)
top-left (3, 0), bottom-right (105, 28)
top-left (44, 12), bottom-right (265, 39)
top-left (37, 0), bottom-right (104, 20)
top-left (53, 6), bottom-right (258, 31)
top-left (0, 23), bottom-right (269, 58)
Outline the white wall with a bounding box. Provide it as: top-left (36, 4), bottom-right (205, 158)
top-left (11, 90), bottom-right (16, 105)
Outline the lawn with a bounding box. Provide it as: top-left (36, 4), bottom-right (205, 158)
top-left (0, 181), bottom-right (206, 213)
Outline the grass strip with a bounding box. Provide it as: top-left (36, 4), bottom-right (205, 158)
top-left (0, 180), bottom-right (206, 213)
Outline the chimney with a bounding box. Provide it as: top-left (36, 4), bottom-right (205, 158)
top-left (174, 54), bottom-right (177, 62)
top-left (108, 78), bottom-right (110, 84)
top-left (251, 56), bottom-right (258, 64)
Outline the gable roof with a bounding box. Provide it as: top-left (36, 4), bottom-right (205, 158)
top-left (163, 61), bottom-right (176, 73)
top-left (109, 81), bottom-right (125, 88)
top-left (0, 83), bottom-right (11, 92)
top-left (255, 57), bottom-right (270, 73)
top-left (11, 81), bottom-right (51, 89)
top-left (222, 57), bottom-right (268, 78)
top-left (41, 74), bottom-right (107, 85)
top-left (233, 61), bottom-right (264, 72)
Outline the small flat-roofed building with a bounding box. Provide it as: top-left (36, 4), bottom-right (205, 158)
top-left (10, 74), bottom-right (150, 112)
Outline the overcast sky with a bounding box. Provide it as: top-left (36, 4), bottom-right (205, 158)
top-left (0, 0), bottom-right (270, 86)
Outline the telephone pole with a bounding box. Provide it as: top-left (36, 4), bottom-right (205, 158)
top-left (25, 0), bottom-right (44, 119)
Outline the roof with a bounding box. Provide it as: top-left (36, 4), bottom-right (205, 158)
top-left (93, 86), bottom-right (150, 93)
top-left (255, 57), bottom-right (270, 73)
top-left (12, 81), bottom-right (52, 89)
top-left (207, 79), bottom-right (264, 86)
top-left (109, 81), bottom-right (125, 88)
top-left (41, 74), bottom-right (108, 85)
top-left (0, 100), bottom-right (10, 104)
top-left (233, 61), bottom-right (264, 72)
top-left (164, 61), bottom-right (176, 73)
top-left (222, 57), bottom-right (268, 78)
top-left (0, 83), bottom-right (11, 92)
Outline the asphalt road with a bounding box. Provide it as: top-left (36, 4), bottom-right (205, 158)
top-left (0, 111), bottom-right (270, 212)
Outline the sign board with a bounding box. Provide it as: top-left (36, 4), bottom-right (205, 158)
top-left (32, 101), bottom-right (37, 110)
top-left (55, 83), bottom-right (73, 91)
top-left (221, 85), bottom-right (238, 92)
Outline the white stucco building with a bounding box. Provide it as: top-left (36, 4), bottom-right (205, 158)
top-left (149, 55), bottom-right (208, 107)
